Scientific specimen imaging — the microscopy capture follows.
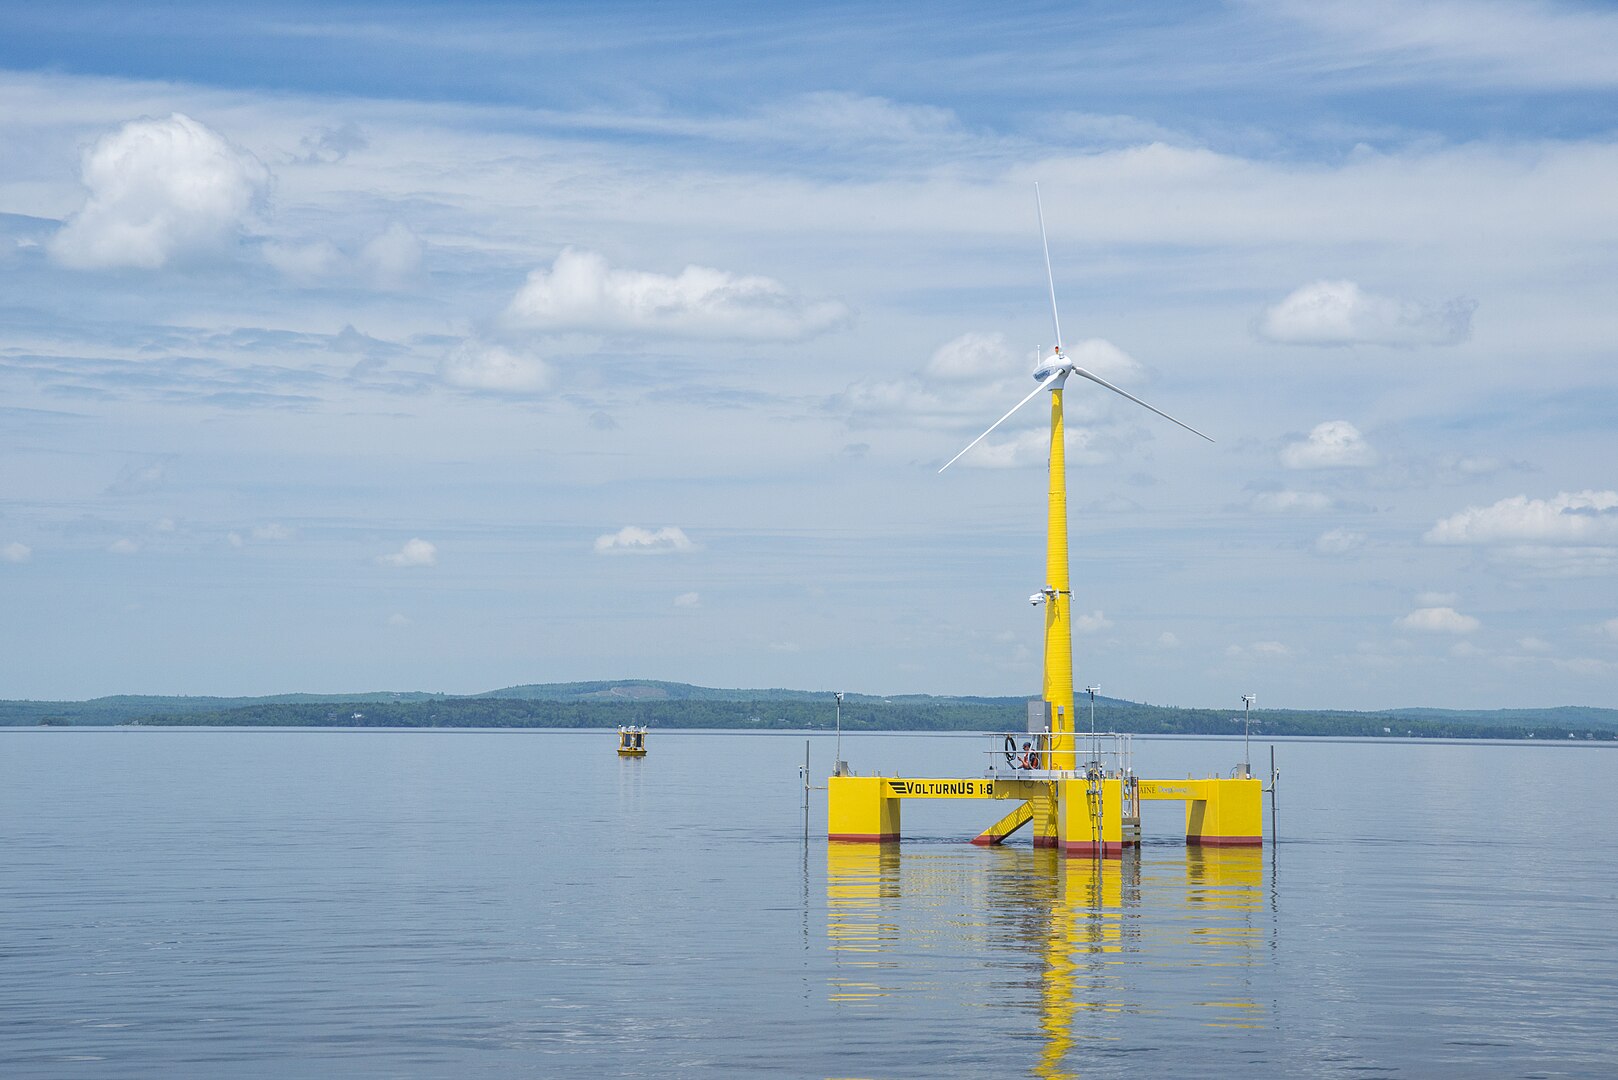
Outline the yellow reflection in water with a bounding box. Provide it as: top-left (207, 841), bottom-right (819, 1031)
top-left (825, 844), bottom-right (902, 1003)
top-left (827, 844), bottom-right (1269, 1072)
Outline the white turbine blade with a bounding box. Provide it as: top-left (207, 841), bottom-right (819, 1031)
top-left (1035, 182), bottom-right (1062, 350)
top-left (1071, 367), bottom-right (1214, 443)
top-left (938, 370), bottom-right (1064, 473)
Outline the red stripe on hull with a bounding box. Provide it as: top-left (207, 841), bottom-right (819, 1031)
top-left (828, 833), bottom-right (899, 843)
top-left (1186, 835), bottom-right (1263, 846)
top-left (1059, 841), bottom-right (1127, 858)
top-left (1032, 836), bottom-right (1058, 849)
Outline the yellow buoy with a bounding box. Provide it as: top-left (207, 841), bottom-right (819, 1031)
top-left (616, 725), bottom-right (647, 756)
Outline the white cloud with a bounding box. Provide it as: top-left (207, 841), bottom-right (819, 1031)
top-left (1315, 528), bottom-right (1365, 554)
top-left (2, 542), bottom-right (30, 563)
top-left (1450, 641), bottom-right (1483, 658)
top-left (674, 591), bottom-right (701, 608)
top-left (388, 612), bottom-right (412, 627)
top-left (1426, 490), bottom-right (1618, 545)
top-left (1601, 618), bottom-right (1618, 643)
top-left (378, 538), bottom-right (437, 567)
top-left (50, 113), bottom-right (268, 270)
top-left (924, 332), bottom-right (1019, 380)
top-left (504, 248), bottom-right (848, 340)
top-left (1282, 420), bottom-right (1378, 468)
top-left (1252, 490), bottom-right (1332, 513)
top-left (1073, 610), bottom-right (1112, 633)
top-left (1257, 280), bottom-right (1474, 347)
top-left (1063, 339), bottom-right (1146, 383)
top-left (769, 640), bottom-right (801, 653)
top-left (1517, 636), bottom-right (1552, 654)
top-left (1157, 631), bottom-right (1180, 648)
top-left (1396, 606), bottom-right (1480, 633)
top-left (593, 526), bottom-right (695, 556)
top-left (439, 340), bottom-right (550, 392)
top-left (107, 538), bottom-right (138, 555)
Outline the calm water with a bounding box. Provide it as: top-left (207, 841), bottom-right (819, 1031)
top-left (2, 729), bottom-right (1615, 1078)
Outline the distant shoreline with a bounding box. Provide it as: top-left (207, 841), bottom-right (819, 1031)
top-left (8, 725), bottom-right (1616, 750)
top-left (4, 680), bottom-right (1614, 742)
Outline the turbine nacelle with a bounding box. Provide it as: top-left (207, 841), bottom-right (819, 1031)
top-left (1032, 346), bottom-right (1070, 384)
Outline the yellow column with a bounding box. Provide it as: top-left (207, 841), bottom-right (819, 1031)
top-left (1056, 775), bottom-right (1124, 857)
top-left (827, 776), bottom-right (901, 842)
top-left (1044, 386), bottom-right (1077, 771)
top-left (1184, 778), bottom-right (1264, 846)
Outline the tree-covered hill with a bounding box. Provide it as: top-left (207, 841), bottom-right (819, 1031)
top-left (2, 680), bottom-right (1613, 740)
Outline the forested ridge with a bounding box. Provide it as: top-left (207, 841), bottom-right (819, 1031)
top-left (5, 681), bottom-right (1614, 740)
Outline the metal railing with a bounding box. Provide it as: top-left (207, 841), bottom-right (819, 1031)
top-left (982, 730), bottom-right (1135, 781)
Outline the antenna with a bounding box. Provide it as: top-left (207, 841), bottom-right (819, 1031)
top-left (1035, 182), bottom-right (1062, 352)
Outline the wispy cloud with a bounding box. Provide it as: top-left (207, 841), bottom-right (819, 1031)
top-left (1251, 489), bottom-right (1332, 513)
top-left (1315, 528), bottom-right (1365, 554)
top-left (1258, 281), bottom-right (1474, 347)
top-left (1, 542), bottom-right (31, 563)
top-left (1227, 641), bottom-right (1291, 660)
top-left (1266, 0), bottom-right (1618, 90)
top-left (1073, 610), bottom-right (1112, 634)
top-left (438, 340), bottom-right (549, 392)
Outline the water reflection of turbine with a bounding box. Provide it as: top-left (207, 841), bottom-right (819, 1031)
top-left (825, 843), bottom-right (902, 1004)
top-left (824, 846), bottom-right (1268, 1071)
top-left (1181, 846), bottom-right (1266, 1030)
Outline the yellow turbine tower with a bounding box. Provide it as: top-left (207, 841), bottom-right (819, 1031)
top-left (940, 185), bottom-right (1212, 773)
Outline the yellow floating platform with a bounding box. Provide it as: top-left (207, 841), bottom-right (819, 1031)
top-left (828, 765), bottom-right (1261, 856)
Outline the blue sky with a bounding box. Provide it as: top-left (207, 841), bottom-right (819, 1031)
top-left (2, 1), bottom-right (1616, 707)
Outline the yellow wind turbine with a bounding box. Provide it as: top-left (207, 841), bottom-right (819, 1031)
top-left (940, 185), bottom-right (1213, 772)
